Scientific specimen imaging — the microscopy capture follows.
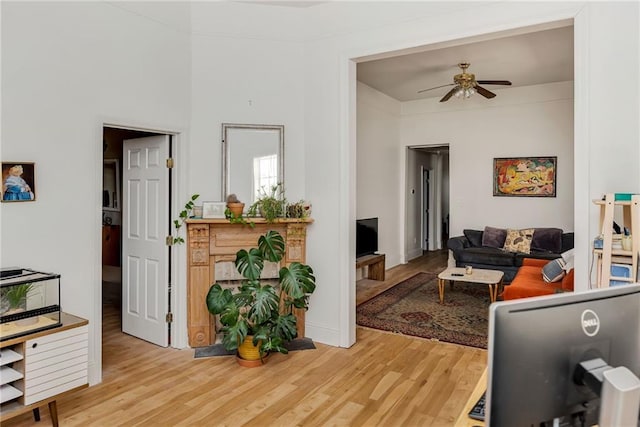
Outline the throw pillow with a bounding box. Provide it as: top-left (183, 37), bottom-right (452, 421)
top-left (531, 228), bottom-right (563, 253)
top-left (482, 226), bottom-right (507, 248)
top-left (463, 229), bottom-right (484, 247)
top-left (542, 258), bottom-right (566, 283)
top-left (503, 228), bottom-right (534, 253)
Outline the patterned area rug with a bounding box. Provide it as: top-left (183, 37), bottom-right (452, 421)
top-left (356, 272), bottom-right (490, 349)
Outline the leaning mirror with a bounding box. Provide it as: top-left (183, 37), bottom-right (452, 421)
top-left (222, 123), bottom-right (284, 206)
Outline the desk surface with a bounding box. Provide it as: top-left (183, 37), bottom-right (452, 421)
top-left (454, 369), bottom-right (487, 427)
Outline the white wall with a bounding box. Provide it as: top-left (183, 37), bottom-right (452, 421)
top-left (358, 80), bottom-right (574, 262)
top-left (189, 4), bottom-right (306, 205)
top-left (581, 2), bottom-right (640, 289)
top-left (402, 81), bottom-right (575, 237)
top-left (2, 1), bottom-right (638, 383)
top-left (305, 1), bottom-right (639, 348)
top-left (356, 82), bottom-right (401, 268)
top-left (1, 1), bottom-right (192, 383)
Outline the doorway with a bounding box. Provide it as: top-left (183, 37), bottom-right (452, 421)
top-left (101, 127), bottom-right (173, 350)
top-left (407, 145), bottom-right (450, 257)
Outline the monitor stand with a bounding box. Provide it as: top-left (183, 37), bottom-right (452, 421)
top-left (600, 366), bottom-right (640, 427)
top-left (576, 358), bottom-right (640, 427)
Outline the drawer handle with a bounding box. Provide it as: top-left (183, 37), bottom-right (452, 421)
top-left (32, 343), bottom-right (38, 349)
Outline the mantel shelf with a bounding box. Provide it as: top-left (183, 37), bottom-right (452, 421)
top-left (186, 217), bottom-right (313, 225)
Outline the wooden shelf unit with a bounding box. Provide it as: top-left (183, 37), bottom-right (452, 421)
top-left (0, 313), bottom-right (88, 427)
top-left (593, 194), bottom-right (639, 287)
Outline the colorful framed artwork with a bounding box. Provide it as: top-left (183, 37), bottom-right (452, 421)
top-left (1, 162), bottom-right (36, 202)
top-left (493, 157), bottom-right (557, 197)
top-left (202, 201), bottom-right (227, 219)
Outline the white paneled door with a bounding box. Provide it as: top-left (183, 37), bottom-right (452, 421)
top-left (122, 136), bottom-right (170, 347)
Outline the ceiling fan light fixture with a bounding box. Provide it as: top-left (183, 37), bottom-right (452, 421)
top-left (454, 86), bottom-right (475, 99)
top-left (420, 62), bottom-right (512, 102)
top-left (465, 87), bottom-right (475, 98)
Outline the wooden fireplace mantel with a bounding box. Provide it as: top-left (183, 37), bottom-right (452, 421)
top-left (186, 218), bottom-right (313, 347)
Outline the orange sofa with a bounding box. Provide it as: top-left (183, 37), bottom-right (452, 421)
top-left (502, 258), bottom-right (574, 300)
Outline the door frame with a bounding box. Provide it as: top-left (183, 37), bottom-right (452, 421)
top-left (93, 119), bottom-right (188, 384)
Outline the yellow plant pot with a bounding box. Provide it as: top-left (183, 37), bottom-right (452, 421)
top-left (237, 335), bottom-right (262, 361)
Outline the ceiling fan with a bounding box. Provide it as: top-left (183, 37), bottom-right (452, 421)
top-left (418, 62), bottom-right (512, 102)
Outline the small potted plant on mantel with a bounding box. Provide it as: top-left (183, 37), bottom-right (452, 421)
top-left (205, 230), bottom-right (316, 367)
top-left (248, 184), bottom-right (285, 223)
top-left (226, 193), bottom-right (245, 217)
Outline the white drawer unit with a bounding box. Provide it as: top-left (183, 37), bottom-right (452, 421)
top-left (0, 312), bottom-right (88, 426)
top-left (24, 325), bottom-right (88, 406)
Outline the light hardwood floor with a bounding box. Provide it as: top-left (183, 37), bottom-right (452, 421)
top-left (5, 251), bottom-right (486, 427)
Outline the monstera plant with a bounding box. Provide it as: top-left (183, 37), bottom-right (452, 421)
top-left (206, 230), bottom-right (316, 359)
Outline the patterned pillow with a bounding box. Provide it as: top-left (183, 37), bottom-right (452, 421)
top-left (503, 228), bottom-right (534, 253)
top-left (542, 258), bottom-right (566, 283)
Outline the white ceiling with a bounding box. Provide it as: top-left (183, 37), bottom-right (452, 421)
top-left (236, 1), bottom-right (329, 8)
top-left (357, 25), bottom-right (574, 102)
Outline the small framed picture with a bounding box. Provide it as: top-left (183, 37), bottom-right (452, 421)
top-left (202, 201), bottom-right (227, 219)
top-left (2, 162), bottom-right (36, 202)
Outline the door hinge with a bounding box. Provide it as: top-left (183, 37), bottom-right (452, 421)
top-left (166, 236), bottom-right (174, 246)
top-left (166, 312), bottom-right (173, 323)
top-left (166, 158), bottom-right (174, 168)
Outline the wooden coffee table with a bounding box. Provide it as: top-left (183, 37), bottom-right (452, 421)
top-left (437, 267), bottom-right (504, 304)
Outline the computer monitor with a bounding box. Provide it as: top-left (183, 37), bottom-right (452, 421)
top-left (487, 284), bottom-right (640, 426)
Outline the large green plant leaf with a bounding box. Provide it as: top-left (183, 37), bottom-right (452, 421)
top-left (206, 284), bottom-right (233, 315)
top-left (262, 336), bottom-right (288, 355)
top-left (252, 323), bottom-right (272, 342)
top-left (233, 280), bottom-right (259, 308)
top-left (279, 263), bottom-right (316, 301)
top-left (220, 320), bottom-right (249, 351)
top-left (247, 285), bottom-right (279, 324)
top-left (235, 248), bottom-right (264, 281)
top-left (219, 300), bottom-right (241, 327)
top-left (258, 230), bottom-right (285, 262)
top-left (273, 313), bottom-right (298, 342)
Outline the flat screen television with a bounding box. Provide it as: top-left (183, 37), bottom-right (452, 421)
top-left (356, 217), bottom-right (378, 258)
top-left (487, 284), bottom-right (640, 426)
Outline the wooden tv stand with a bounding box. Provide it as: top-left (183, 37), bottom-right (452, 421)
top-left (356, 253), bottom-right (385, 281)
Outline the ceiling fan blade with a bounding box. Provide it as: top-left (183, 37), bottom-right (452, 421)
top-left (439, 87), bottom-right (458, 102)
top-left (418, 83), bottom-right (455, 94)
top-left (476, 80), bottom-right (512, 86)
top-left (475, 85), bottom-right (496, 99)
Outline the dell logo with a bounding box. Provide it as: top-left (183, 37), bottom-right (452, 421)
top-left (581, 309), bottom-right (600, 337)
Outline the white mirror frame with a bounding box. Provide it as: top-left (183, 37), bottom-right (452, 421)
top-left (221, 123), bottom-right (284, 204)
top-left (103, 159), bottom-right (120, 212)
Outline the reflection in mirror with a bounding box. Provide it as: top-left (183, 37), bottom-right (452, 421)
top-left (222, 123), bottom-right (284, 206)
top-left (103, 159), bottom-right (120, 211)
